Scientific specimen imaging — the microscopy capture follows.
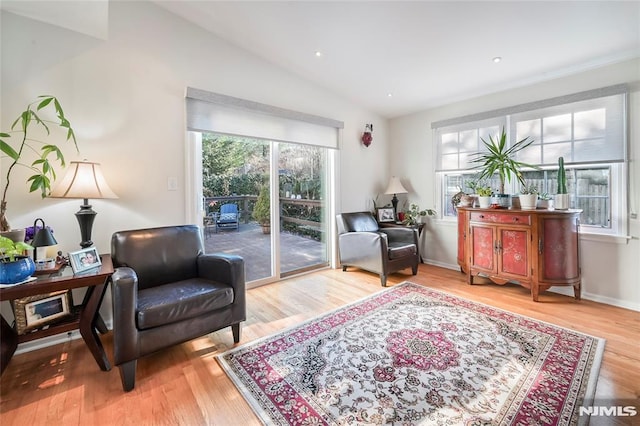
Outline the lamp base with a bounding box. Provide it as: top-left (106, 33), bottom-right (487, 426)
top-left (76, 200), bottom-right (96, 248)
top-left (391, 194), bottom-right (399, 220)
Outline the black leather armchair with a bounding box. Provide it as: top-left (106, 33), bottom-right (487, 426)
top-left (110, 225), bottom-right (245, 391)
top-left (336, 212), bottom-right (419, 286)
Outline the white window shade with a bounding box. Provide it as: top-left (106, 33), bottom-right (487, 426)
top-left (186, 88), bottom-right (343, 149)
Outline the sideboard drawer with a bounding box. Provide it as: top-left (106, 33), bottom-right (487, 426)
top-left (470, 211), bottom-right (531, 225)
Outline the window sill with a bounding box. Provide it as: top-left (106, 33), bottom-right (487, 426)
top-left (579, 232), bottom-right (632, 245)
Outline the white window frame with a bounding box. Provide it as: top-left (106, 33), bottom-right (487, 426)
top-left (433, 85), bottom-right (628, 242)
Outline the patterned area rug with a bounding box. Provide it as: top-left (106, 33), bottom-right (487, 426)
top-left (217, 282), bottom-right (605, 425)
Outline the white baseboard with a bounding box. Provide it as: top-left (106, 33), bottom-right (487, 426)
top-left (14, 320), bottom-right (114, 356)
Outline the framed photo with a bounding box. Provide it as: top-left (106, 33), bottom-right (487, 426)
top-left (377, 207), bottom-right (395, 223)
top-left (12, 290), bottom-right (72, 335)
top-left (68, 247), bottom-right (102, 274)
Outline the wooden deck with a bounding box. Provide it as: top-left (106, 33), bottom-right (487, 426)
top-left (203, 221), bottom-right (326, 282)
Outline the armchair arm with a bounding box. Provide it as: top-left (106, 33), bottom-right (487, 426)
top-left (338, 232), bottom-right (388, 272)
top-left (198, 253), bottom-right (246, 314)
top-left (111, 267), bottom-right (140, 365)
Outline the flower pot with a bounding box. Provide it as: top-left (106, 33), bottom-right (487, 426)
top-left (0, 256), bottom-right (36, 284)
top-left (554, 194), bottom-right (570, 210)
top-left (478, 196), bottom-right (492, 209)
top-left (260, 224), bottom-right (271, 234)
top-left (537, 199), bottom-right (554, 210)
top-left (519, 194), bottom-right (538, 210)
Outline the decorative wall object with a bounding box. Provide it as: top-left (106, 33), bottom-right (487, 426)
top-left (361, 124), bottom-right (373, 147)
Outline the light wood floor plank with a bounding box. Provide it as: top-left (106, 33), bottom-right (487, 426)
top-left (1, 265), bottom-right (638, 425)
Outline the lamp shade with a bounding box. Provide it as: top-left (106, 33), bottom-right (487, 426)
top-left (49, 161), bottom-right (118, 199)
top-left (384, 176), bottom-right (408, 195)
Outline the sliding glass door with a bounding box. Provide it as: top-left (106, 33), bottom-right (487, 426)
top-left (199, 133), bottom-right (329, 284)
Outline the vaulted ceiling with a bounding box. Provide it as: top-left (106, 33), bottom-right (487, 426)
top-left (3, 1), bottom-right (639, 118)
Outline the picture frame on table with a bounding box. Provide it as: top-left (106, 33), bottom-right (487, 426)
top-left (68, 247), bottom-right (102, 274)
top-left (377, 207), bottom-right (395, 223)
top-left (12, 290), bottom-right (72, 335)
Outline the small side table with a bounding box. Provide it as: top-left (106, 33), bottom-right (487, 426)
top-left (379, 222), bottom-right (425, 262)
top-left (0, 254), bottom-right (114, 375)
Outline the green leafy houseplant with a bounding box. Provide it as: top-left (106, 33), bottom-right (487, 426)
top-left (0, 236), bottom-right (33, 262)
top-left (470, 128), bottom-right (538, 194)
top-left (476, 186), bottom-right (492, 197)
top-left (0, 95), bottom-right (78, 232)
top-left (402, 203), bottom-right (435, 226)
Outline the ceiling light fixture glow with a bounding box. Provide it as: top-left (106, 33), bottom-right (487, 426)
top-left (315, 51), bottom-right (322, 57)
top-left (493, 56), bottom-right (502, 63)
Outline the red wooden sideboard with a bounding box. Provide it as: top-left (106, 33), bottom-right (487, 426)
top-left (457, 207), bottom-right (581, 301)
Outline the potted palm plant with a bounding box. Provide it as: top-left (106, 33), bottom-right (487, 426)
top-left (0, 95), bottom-right (78, 234)
top-left (470, 128), bottom-right (538, 208)
top-left (253, 185), bottom-right (271, 234)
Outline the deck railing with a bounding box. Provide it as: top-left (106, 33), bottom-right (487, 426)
top-left (204, 196), bottom-right (323, 239)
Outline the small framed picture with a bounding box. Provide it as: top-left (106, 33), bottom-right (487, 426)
top-left (377, 207), bottom-right (395, 223)
top-left (12, 290), bottom-right (72, 335)
top-left (68, 247), bottom-right (102, 274)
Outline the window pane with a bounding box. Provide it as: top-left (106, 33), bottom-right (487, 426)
top-left (573, 139), bottom-right (607, 162)
top-left (441, 132), bottom-right (459, 154)
top-left (443, 175), bottom-right (463, 217)
top-left (574, 109), bottom-right (605, 139)
top-left (441, 153), bottom-right (460, 170)
top-left (543, 114), bottom-right (571, 143)
top-left (517, 119), bottom-right (541, 141)
top-left (542, 142), bottom-right (572, 164)
top-left (459, 130), bottom-right (477, 152)
top-left (575, 168), bottom-right (610, 228)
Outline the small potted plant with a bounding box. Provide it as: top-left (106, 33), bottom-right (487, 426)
top-left (402, 203), bottom-right (435, 227)
top-left (519, 183), bottom-right (539, 210)
top-left (0, 236), bottom-right (35, 284)
top-left (252, 185), bottom-right (271, 234)
top-left (537, 192), bottom-right (553, 209)
top-left (476, 186), bottom-right (493, 208)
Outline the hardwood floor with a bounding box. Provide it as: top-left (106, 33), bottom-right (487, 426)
top-left (1, 264), bottom-right (638, 425)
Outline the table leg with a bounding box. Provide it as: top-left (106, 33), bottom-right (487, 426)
top-left (78, 279), bottom-right (111, 371)
top-left (1, 315), bottom-right (18, 375)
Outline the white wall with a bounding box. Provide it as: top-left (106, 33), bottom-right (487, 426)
top-left (390, 59), bottom-right (640, 311)
top-left (0, 1), bottom-right (393, 341)
top-left (1, 1), bottom-right (390, 252)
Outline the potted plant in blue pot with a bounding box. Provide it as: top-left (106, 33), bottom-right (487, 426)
top-left (0, 236), bottom-right (35, 284)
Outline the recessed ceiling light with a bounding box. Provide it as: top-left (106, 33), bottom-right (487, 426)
top-left (493, 56), bottom-right (502, 63)
top-left (315, 51), bottom-right (323, 57)
top-left (387, 93), bottom-right (393, 98)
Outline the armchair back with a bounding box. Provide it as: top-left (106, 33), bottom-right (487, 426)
top-left (111, 225), bottom-right (203, 290)
top-left (336, 212), bottom-right (379, 234)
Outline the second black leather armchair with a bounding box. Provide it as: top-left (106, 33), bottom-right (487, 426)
top-left (336, 212), bottom-right (419, 286)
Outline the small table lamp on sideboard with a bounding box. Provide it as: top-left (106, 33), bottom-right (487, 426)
top-left (49, 161), bottom-right (118, 248)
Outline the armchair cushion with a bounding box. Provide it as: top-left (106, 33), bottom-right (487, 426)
top-left (136, 279), bottom-right (233, 330)
top-left (388, 243), bottom-right (417, 260)
top-left (218, 213), bottom-right (238, 223)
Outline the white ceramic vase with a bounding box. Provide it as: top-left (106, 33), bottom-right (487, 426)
top-left (478, 196), bottom-right (492, 209)
top-left (554, 194), bottom-right (570, 210)
top-left (519, 194), bottom-right (538, 210)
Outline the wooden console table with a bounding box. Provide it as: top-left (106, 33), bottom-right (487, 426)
top-left (0, 255), bottom-right (113, 374)
top-left (457, 207), bottom-right (581, 301)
